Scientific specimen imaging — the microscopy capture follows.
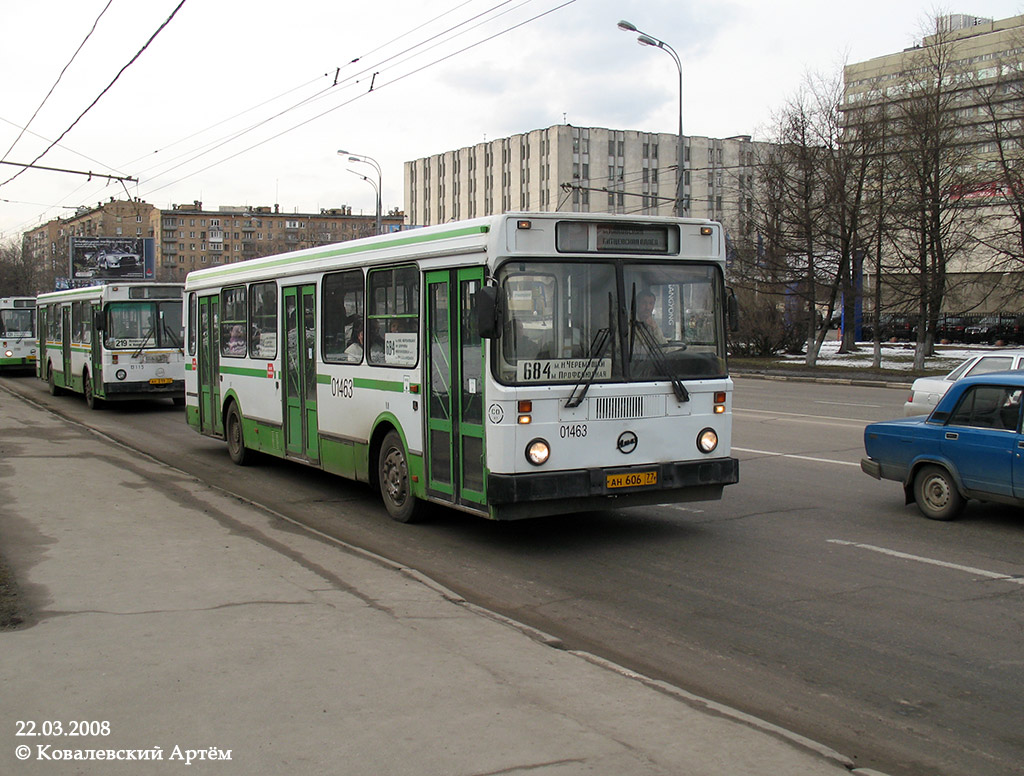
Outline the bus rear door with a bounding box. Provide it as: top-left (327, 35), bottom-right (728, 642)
top-left (282, 284), bottom-right (319, 462)
top-left (198, 295), bottom-right (222, 436)
top-left (61, 305), bottom-right (72, 388)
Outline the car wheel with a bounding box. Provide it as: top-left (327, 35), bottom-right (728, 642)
top-left (377, 430), bottom-right (421, 523)
top-left (225, 403), bottom-right (252, 466)
top-left (913, 465), bottom-right (964, 520)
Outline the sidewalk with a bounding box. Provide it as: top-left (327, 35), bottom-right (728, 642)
top-left (0, 387), bottom-right (870, 776)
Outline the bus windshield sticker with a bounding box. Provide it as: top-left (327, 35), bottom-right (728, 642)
top-left (384, 333), bottom-right (417, 366)
top-left (518, 358), bottom-right (612, 383)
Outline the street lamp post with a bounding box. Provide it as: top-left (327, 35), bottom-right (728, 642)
top-left (346, 171), bottom-right (380, 238)
top-left (337, 149), bottom-right (382, 235)
top-left (617, 20), bottom-right (685, 218)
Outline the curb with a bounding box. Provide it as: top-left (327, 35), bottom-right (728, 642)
top-left (732, 371), bottom-right (912, 390)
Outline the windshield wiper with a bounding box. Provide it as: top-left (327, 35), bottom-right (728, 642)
top-left (131, 324), bottom-right (156, 358)
top-left (627, 284), bottom-right (688, 403)
top-left (162, 320), bottom-right (183, 349)
top-left (566, 293), bottom-right (615, 409)
top-left (631, 320), bottom-right (689, 403)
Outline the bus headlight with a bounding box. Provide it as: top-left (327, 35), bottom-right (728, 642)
top-left (3, 350), bottom-right (12, 358)
top-left (697, 428), bottom-right (718, 454)
top-left (116, 369), bottom-right (127, 380)
top-left (526, 438), bottom-right (550, 466)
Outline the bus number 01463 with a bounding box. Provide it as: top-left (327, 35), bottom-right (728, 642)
top-left (560, 424), bottom-right (587, 438)
top-left (331, 377), bottom-right (354, 398)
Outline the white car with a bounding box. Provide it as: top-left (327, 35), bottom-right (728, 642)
top-left (903, 350), bottom-right (1024, 415)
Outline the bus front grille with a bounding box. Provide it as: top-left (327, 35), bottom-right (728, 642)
top-left (593, 395), bottom-right (645, 420)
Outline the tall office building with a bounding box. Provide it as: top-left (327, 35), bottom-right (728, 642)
top-left (404, 125), bottom-right (764, 241)
top-left (843, 13), bottom-right (1024, 311)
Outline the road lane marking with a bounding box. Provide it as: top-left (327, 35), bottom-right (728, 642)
top-left (814, 400), bottom-right (882, 408)
top-left (828, 539), bottom-right (1024, 585)
top-left (734, 407), bottom-right (873, 425)
top-left (733, 447), bottom-right (861, 467)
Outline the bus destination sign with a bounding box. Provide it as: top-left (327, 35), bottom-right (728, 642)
top-left (595, 225), bottom-right (669, 254)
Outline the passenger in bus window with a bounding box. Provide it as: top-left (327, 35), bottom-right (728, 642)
top-left (226, 325), bottom-right (246, 355)
top-left (344, 320), bottom-right (363, 361)
top-left (637, 290), bottom-right (667, 345)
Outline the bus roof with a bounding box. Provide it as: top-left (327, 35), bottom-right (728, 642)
top-left (36, 282), bottom-right (184, 304)
top-left (184, 212), bottom-right (724, 291)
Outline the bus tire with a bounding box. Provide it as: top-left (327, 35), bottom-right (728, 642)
top-left (47, 363), bottom-right (63, 396)
top-left (225, 403), bottom-right (252, 466)
top-left (84, 371), bottom-right (103, 410)
top-left (378, 430), bottom-right (421, 523)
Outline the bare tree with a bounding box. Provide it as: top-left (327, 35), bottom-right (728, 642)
top-left (0, 238), bottom-right (39, 296)
top-left (882, 20), bottom-right (982, 368)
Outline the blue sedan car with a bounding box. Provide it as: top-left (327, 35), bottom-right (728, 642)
top-left (862, 371), bottom-right (1024, 520)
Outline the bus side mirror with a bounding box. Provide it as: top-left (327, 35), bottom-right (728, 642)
top-left (476, 285), bottom-right (503, 339)
top-left (93, 310), bottom-right (106, 333)
top-left (727, 289), bottom-right (739, 333)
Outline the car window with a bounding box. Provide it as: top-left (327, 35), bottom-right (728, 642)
top-left (965, 356), bottom-right (1013, 377)
top-left (948, 385), bottom-right (1023, 431)
top-left (946, 358), bottom-right (975, 381)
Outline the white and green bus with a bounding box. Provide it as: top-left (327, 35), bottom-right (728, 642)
top-left (37, 283), bottom-right (186, 408)
top-left (184, 212), bottom-right (738, 521)
top-left (0, 297), bottom-right (37, 373)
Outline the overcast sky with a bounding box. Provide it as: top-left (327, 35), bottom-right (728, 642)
top-left (2, 0), bottom-right (1023, 239)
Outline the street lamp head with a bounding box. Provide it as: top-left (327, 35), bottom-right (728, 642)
top-left (617, 20), bottom-right (637, 32)
top-left (637, 34), bottom-right (659, 48)
top-left (336, 149), bottom-right (348, 156)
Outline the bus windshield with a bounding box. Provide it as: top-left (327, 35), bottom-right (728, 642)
top-left (0, 308), bottom-right (34, 338)
top-left (105, 301), bottom-right (184, 349)
top-left (495, 260), bottom-right (726, 386)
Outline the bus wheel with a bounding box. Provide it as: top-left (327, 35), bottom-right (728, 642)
top-left (84, 371), bottom-right (103, 410)
top-left (225, 403), bottom-right (252, 466)
top-left (47, 363), bottom-right (63, 396)
top-left (378, 430), bottom-right (421, 523)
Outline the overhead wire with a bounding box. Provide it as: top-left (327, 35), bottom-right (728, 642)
top-left (141, 0), bottom-right (577, 198)
top-left (0, 0), bottom-right (115, 166)
top-left (9, 0), bottom-right (576, 230)
top-left (133, 0), bottom-right (524, 191)
top-left (0, 0), bottom-right (190, 191)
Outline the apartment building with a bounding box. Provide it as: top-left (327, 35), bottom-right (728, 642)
top-left (404, 125), bottom-right (764, 242)
top-left (23, 199), bottom-right (404, 288)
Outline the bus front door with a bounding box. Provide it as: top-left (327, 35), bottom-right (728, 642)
top-left (90, 303), bottom-right (102, 392)
top-left (198, 296), bottom-right (222, 436)
top-left (283, 285), bottom-right (319, 461)
top-left (424, 268), bottom-right (486, 509)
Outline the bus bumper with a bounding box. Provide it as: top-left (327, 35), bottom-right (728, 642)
top-left (102, 379), bottom-right (185, 398)
top-left (486, 457), bottom-right (739, 520)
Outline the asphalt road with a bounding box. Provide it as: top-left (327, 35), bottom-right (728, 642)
top-left (3, 372), bottom-right (1024, 776)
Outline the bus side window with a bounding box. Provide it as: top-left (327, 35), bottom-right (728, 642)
top-left (220, 285), bottom-right (247, 358)
top-left (249, 282), bottom-right (278, 359)
top-left (322, 270), bottom-right (364, 364)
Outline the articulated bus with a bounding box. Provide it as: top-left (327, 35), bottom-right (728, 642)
top-left (184, 212), bottom-right (739, 521)
top-left (0, 297), bottom-right (37, 373)
top-left (36, 283), bottom-right (186, 408)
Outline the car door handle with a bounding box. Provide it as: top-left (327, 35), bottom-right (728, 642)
top-left (945, 432), bottom-right (959, 440)
top-left (1018, 440), bottom-right (1024, 449)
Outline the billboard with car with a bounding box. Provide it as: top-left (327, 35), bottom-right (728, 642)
top-left (70, 237), bottom-right (147, 283)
